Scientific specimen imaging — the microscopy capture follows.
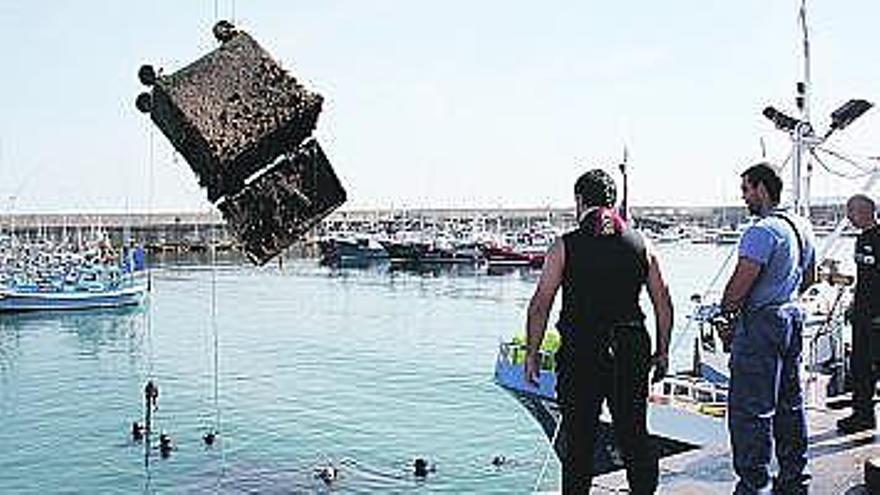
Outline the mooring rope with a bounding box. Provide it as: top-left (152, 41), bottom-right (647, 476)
top-left (532, 418), bottom-right (561, 493)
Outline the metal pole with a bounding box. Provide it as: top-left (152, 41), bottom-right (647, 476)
top-left (792, 128), bottom-right (803, 215)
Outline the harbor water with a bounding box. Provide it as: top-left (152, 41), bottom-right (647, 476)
top-left (0, 243), bottom-right (772, 493)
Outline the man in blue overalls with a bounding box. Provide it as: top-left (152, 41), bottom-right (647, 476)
top-left (717, 163), bottom-right (815, 494)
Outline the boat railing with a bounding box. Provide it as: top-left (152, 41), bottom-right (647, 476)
top-left (497, 340), bottom-right (556, 372)
top-left (650, 375), bottom-right (729, 418)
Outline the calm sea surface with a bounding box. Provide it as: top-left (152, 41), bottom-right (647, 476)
top-left (0, 243), bottom-right (749, 493)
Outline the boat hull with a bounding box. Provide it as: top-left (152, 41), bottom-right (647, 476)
top-left (493, 344), bottom-right (725, 475)
top-left (0, 286), bottom-right (147, 312)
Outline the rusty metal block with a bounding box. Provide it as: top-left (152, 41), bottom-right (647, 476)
top-left (145, 29), bottom-right (323, 202)
top-left (218, 139), bottom-right (346, 265)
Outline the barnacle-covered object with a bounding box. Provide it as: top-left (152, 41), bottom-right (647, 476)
top-left (136, 21), bottom-right (346, 264)
top-left (218, 140), bottom-right (346, 265)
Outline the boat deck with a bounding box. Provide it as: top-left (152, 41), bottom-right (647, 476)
top-left (591, 401), bottom-right (879, 493)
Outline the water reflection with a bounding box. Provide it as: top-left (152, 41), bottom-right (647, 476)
top-left (147, 250), bottom-right (248, 269)
top-left (322, 257), bottom-right (391, 272)
top-left (486, 264), bottom-right (541, 282)
top-left (389, 261), bottom-right (486, 278)
top-left (0, 321), bottom-right (21, 380)
top-left (0, 305), bottom-right (147, 358)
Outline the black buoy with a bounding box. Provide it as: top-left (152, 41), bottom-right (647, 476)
top-left (138, 64), bottom-right (156, 86)
top-left (135, 93), bottom-right (152, 114)
top-left (159, 432), bottom-right (173, 458)
top-left (131, 421), bottom-right (145, 442)
top-left (413, 458), bottom-right (430, 478)
top-left (212, 20), bottom-right (237, 43)
top-left (203, 430), bottom-right (217, 446)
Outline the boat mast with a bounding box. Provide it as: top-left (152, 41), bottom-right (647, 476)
top-left (619, 145), bottom-right (629, 222)
top-left (792, 0), bottom-right (812, 218)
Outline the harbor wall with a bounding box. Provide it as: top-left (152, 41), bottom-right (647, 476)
top-left (0, 203), bottom-right (849, 252)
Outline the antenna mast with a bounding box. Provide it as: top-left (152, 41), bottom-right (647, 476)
top-left (792, 0), bottom-right (813, 218)
top-left (619, 145), bottom-right (629, 222)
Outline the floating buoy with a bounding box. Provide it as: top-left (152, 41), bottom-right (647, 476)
top-left (491, 455), bottom-right (506, 467)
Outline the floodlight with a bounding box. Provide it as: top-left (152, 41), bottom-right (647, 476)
top-left (763, 106), bottom-right (800, 132)
top-left (829, 99), bottom-right (873, 131)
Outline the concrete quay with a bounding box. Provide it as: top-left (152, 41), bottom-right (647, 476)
top-left (592, 401), bottom-right (880, 493)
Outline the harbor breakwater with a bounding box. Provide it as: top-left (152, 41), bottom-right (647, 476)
top-left (0, 203), bottom-right (849, 253)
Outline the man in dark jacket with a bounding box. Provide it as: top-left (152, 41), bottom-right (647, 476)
top-left (838, 194), bottom-right (880, 433)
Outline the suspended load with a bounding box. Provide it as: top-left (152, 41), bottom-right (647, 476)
top-left (218, 140), bottom-right (343, 264)
top-left (135, 20), bottom-right (346, 265)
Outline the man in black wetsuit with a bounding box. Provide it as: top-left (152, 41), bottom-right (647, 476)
top-left (838, 194), bottom-right (880, 434)
top-left (524, 169), bottom-right (673, 494)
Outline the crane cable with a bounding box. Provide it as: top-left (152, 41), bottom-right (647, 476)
top-left (209, 219), bottom-right (221, 439)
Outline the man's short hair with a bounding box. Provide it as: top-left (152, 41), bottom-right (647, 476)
top-left (847, 193), bottom-right (876, 212)
top-left (574, 169), bottom-right (616, 208)
top-left (741, 162), bottom-right (783, 203)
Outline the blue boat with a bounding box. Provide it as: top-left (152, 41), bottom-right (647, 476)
top-left (318, 235), bottom-right (388, 266)
top-left (0, 244), bottom-right (148, 313)
top-left (493, 337), bottom-right (729, 475)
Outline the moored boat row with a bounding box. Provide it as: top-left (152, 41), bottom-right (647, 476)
top-left (0, 235), bottom-right (148, 312)
top-left (317, 230), bottom-right (553, 269)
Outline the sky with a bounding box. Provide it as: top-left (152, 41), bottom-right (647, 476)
top-left (0, 1), bottom-right (878, 213)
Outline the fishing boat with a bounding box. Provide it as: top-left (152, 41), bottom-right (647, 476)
top-left (318, 234), bottom-right (389, 266)
top-left (482, 244), bottom-right (535, 268)
top-left (0, 242), bottom-right (148, 312)
top-left (493, 331), bottom-right (728, 475)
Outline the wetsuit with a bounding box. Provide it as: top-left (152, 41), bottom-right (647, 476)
top-left (729, 210), bottom-right (814, 494)
top-left (555, 218), bottom-right (657, 494)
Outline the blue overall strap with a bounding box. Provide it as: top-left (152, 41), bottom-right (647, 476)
top-left (769, 212), bottom-right (803, 273)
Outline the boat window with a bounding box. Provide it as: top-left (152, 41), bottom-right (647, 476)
top-left (673, 385), bottom-right (690, 397)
